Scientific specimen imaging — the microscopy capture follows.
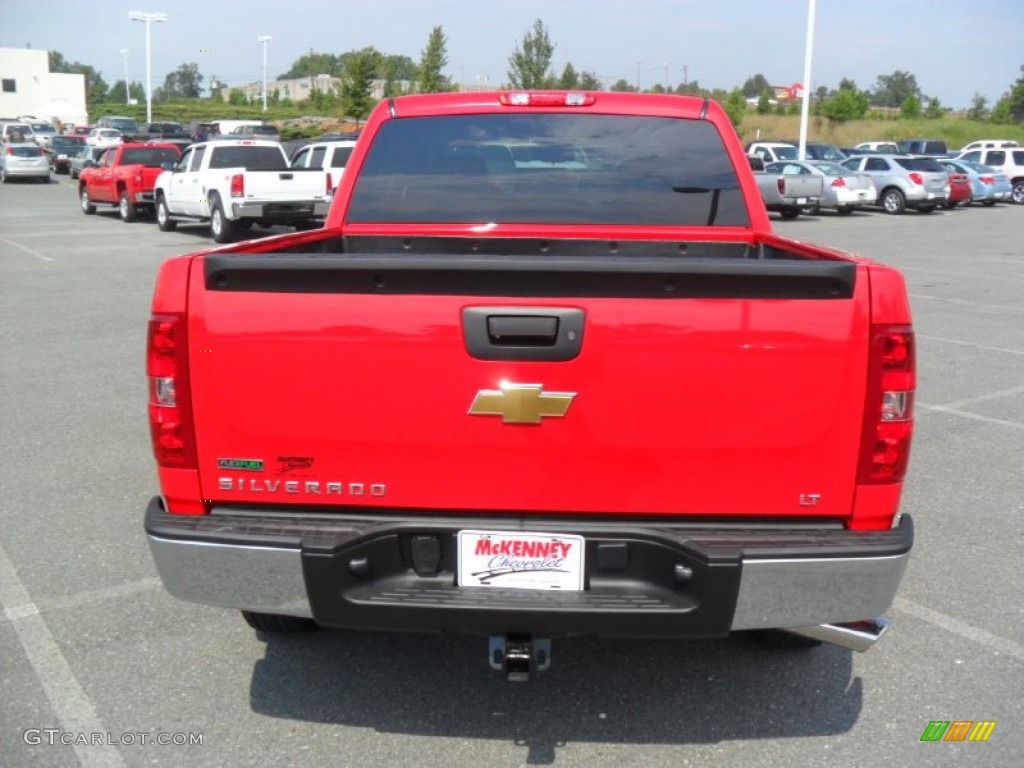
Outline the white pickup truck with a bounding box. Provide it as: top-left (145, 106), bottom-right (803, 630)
top-left (288, 138), bottom-right (359, 193)
top-left (153, 139), bottom-right (332, 242)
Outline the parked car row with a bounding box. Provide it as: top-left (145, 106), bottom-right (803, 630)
top-left (745, 138), bottom-right (1024, 210)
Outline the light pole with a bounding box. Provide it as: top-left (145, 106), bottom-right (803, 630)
top-left (128, 10), bottom-right (168, 124)
top-left (120, 49), bottom-right (130, 104)
top-left (258, 35), bottom-right (272, 112)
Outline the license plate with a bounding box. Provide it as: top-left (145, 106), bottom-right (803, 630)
top-left (796, 197), bottom-right (808, 205)
top-left (457, 530), bottom-right (585, 590)
top-left (927, 192), bottom-right (937, 199)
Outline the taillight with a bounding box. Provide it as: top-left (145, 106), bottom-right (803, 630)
top-left (326, 172), bottom-right (333, 196)
top-left (776, 178), bottom-right (785, 194)
top-left (147, 313), bottom-right (196, 469)
top-left (5, 147), bottom-right (12, 155)
top-left (980, 175), bottom-right (994, 184)
top-left (857, 325), bottom-right (914, 487)
top-left (908, 172), bottom-right (924, 185)
top-left (230, 173), bottom-right (244, 197)
top-left (831, 177), bottom-right (847, 187)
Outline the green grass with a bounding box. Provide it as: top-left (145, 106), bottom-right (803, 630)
top-left (739, 112), bottom-right (1024, 150)
top-left (86, 98), bottom-right (1024, 147)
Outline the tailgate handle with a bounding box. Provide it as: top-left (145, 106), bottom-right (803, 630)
top-left (463, 307), bottom-right (584, 362)
top-left (487, 316), bottom-right (558, 346)
top-left (279, 172), bottom-right (294, 180)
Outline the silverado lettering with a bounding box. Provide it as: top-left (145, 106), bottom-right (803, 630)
top-left (145, 91), bottom-right (915, 680)
top-left (218, 478), bottom-right (386, 496)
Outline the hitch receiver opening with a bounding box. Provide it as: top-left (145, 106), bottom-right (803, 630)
top-left (489, 635), bottom-right (551, 682)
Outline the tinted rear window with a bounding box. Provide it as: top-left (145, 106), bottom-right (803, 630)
top-left (10, 145), bottom-right (42, 157)
top-left (895, 157), bottom-right (945, 172)
top-left (120, 148), bottom-right (181, 166)
top-left (329, 147), bottom-right (354, 168)
top-left (348, 114), bottom-right (749, 226)
top-left (208, 146), bottom-right (288, 170)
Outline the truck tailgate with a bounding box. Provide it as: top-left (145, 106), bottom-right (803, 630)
top-left (187, 251), bottom-right (869, 519)
top-left (239, 169), bottom-right (328, 201)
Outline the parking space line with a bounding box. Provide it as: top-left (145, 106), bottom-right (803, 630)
top-left (916, 403), bottom-right (1024, 431)
top-left (930, 384), bottom-right (1024, 411)
top-left (903, 265), bottom-right (1024, 283)
top-left (909, 292), bottom-right (1024, 314)
top-left (0, 543), bottom-right (126, 768)
top-left (37, 577), bottom-right (163, 614)
top-left (893, 597), bottom-right (1024, 662)
top-left (0, 235), bottom-right (55, 262)
top-left (917, 333), bottom-right (1024, 357)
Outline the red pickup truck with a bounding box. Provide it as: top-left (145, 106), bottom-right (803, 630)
top-left (145, 92), bottom-right (915, 679)
top-left (79, 142), bottom-right (181, 222)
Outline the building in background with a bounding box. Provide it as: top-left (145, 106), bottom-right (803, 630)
top-left (222, 76), bottom-right (412, 104)
top-left (0, 48), bottom-right (88, 127)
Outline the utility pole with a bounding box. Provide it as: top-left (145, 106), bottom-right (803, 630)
top-left (258, 35), bottom-right (271, 112)
top-left (120, 49), bottom-right (130, 104)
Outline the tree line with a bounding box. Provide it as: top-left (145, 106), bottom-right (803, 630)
top-left (55, 19), bottom-right (1024, 127)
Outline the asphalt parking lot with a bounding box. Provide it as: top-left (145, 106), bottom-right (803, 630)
top-left (1, 177), bottom-right (1022, 768)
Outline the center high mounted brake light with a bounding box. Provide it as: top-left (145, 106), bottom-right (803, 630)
top-left (499, 92), bottom-right (596, 107)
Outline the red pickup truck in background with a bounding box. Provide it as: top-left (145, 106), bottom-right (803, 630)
top-left (79, 142), bottom-right (181, 222)
top-left (144, 92), bottom-right (915, 680)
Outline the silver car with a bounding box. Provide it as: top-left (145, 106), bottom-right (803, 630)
top-left (766, 160), bottom-right (876, 214)
top-left (840, 154), bottom-right (949, 214)
top-left (1, 142), bottom-right (52, 183)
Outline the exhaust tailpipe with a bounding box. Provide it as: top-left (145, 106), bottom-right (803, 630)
top-left (785, 617), bottom-right (890, 652)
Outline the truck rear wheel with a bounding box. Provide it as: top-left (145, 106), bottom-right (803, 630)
top-left (241, 611), bottom-right (316, 634)
top-left (210, 199), bottom-right (235, 243)
top-left (119, 191), bottom-right (137, 222)
top-left (778, 207), bottom-right (801, 220)
top-left (155, 195), bottom-right (176, 231)
top-left (1012, 180), bottom-right (1024, 205)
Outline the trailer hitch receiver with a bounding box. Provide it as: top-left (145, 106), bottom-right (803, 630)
top-left (489, 635), bottom-right (551, 682)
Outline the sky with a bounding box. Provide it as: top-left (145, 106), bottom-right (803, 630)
top-left (2, 0), bottom-right (1022, 109)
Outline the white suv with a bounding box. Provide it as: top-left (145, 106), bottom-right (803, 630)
top-left (746, 141), bottom-right (799, 163)
top-left (959, 140), bottom-right (1018, 152)
top-left (957, 147), bottom-right (1024, 204)
top-left (289, 138), bottom-right (359, 193)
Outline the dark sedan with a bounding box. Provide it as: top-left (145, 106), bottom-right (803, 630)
top-left (46, 136), bottom-right (88, 174)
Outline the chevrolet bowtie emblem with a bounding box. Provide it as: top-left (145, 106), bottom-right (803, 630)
top-left (469, 383), bottom-right (576, 424)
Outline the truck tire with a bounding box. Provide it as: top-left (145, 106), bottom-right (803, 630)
top-left (80, 187), bottom-right (95, 215)
top-left (881, 188), bottom-right (906, 215)
top-left (0, 167), bottom-right (7, 184)
top-left (1012, 180), bottom-right (1024, 205)
top-left (210, 198), bottom-right (235, 244)
top-left (241, 611), bottom-right (316, 634)
top-left (155, 195), bottom-right (176, 231)
top-left (836, 206), bottom-right (854, 215)
top-left (917, 205), bottom-right (936, 214)
top-left (119, 191), bottom-right (138, 222)
top-left (779, 207), bottom-right (801, 220)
